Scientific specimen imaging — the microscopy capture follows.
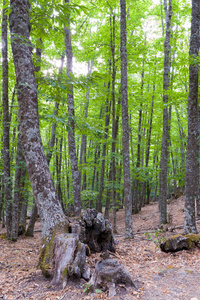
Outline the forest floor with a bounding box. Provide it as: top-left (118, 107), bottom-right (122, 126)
top-left (1, 195), bottom-right (200, 300)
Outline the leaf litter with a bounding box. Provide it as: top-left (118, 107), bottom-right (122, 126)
top-left (0, 196), bottom-right (200, 299)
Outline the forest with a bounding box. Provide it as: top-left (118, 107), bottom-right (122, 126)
top-left (1, 0), bottom-right (200, 298)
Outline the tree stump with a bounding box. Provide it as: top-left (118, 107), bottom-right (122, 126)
top-left (39, 233), bottom-right (88, 287)
top-left (69, 208), bottom-right (115, 253)
top-left (39, 209), bottom-right (115, 286)
top-left (88, 258), bottom-right (137, 297)
top-left (51, 233), bottom-right (86, 287)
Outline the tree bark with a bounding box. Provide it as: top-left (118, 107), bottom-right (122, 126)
top-left (64, 0), bottom-right (81, 216)
top-left (26, 55), bottom-right (65, 237)
top-left (79, 60), bottom-right (93, 192)
top-left (120, 0), bottom-right (133, 239)
top-left (97, 87), bottom-right (111, 212)
top-left (9, 0), bottom-right (67, 239)
top-left (46, 56), bottom-right (64, 166)
top-left (159, 0), bottom-right (172, 225)
top-left (11, 132), bottom-right (26, 240)
top-left (2, 0), bottom-right (12, 239)
top-left (184, 0), bottom-right (199, 234)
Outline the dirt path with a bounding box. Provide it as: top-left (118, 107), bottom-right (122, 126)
top-left (1, 196), bottom-right (200, 299)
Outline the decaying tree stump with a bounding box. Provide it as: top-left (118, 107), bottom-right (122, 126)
top-left (51, 233), bottom-right (86, 287)
top-left (69, 208), bottom-right (115, 253)
top-left (88, 258), bottom-right (137, 297)
top-left (39, 209), bottom-right (115, 287)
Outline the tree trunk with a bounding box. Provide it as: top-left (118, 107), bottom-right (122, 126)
top-left (26, 55), bottom-right (65, 236)
top-left (120, 0), bottom-right (133, 239)
top-left (56, 137), bottom-right (63, 206)
top-left (64, 0), bottom-right (81, 216)
top-left (79, 60), bottom-right (93, 192)
top-left (11, 132), bottom-right (25, 241)
top-left (2, 0), bottom-right (12, 239)
top-left (25, 199), bottom-right (38, 237)
top-left (46, 56), bottom-right (64, 166)
top-left (145, 81), bottom-right (155, 205)
top-left (97, 88), bottom-right (111, 212)
top-left (104, 164), bottom-right (112, 220)
top-left (175, 106), bottom-right (186, 190)
top-left (9, 0), bottom-right (67, 239)
top-left (159, 0), bottom-right (172, 226)
top-left (184, 0), bottom-right (199, 234)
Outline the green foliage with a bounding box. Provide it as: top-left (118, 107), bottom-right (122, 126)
top-left (83, 283), bottom-right (102, 294)
top-left (0, 0), bottom-right (193, 220)
top-left (145, 229), bottom-right (166, 249)
top-left (81, 190), bottom-right (99, 209)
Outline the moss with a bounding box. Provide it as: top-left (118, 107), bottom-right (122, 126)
top-left (77, 241), bottom-right (82, 252)
top-left (185, 269), bottom-right (194, 274)
top-left (163, 234), bottom-right (183, 249)
top-left (161, 233), bottom-right (200, 252)
top-left (185, 233), bottom-right (200, 244)
top-left (38, 231), bottom-right (56, 278)
top-left (0, 233), bottom-right (7, 240)
top-left (62, 267), bottom-right (68, 279)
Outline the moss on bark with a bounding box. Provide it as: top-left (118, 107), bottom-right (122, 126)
top-left (38, 224), bottom-right (69, 278)
top-left (39, 232), bottom-right (56, 278)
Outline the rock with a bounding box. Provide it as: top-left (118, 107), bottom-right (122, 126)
top-left (88, 258), bottom-right (137, 295)
top-left (160, 234), bottom-right (200, 252)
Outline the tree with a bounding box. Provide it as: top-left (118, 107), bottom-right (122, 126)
top-left (2, 0), bottom-right (12, 239)
top-left (159, 0), bottom-right (172, 225)
top-left (9, 0), bottom-right (67, 239)
top-left (184, 0), bottom-right (199, 234)
top-left (64, 0), bottom-right (82, 216)
top-left (120, 0), bottom-right (133, 239)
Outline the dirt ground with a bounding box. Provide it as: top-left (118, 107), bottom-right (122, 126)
top-left (1, 196), bottom-right (200, 300)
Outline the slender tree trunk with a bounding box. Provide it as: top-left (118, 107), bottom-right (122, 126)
top-left (120, 0), bottom-right (133, 239)
top-left (64, 0), bottom-right (81, 216)
top-left (2, 0), bottom-right (12, 238)
top-left (25, 199), bottom-right (38, 237)
top-left (56, 137), bottom-right (63, 206)
top-left (80, 60), bottom-right (93, 191)
top-left (134, 68), bottom-right (144, 213)
top-left (104, 165), bottom-right (112, 220)
top-left (184, 0), bottom-right (199, 233)
top-left (145, 85), bottom-right (155, 204)
top-left (134, 105), bottom-right (143, 214)
top-left (11, 133), bottom-right (25, 241)
top-left (97, 86), bottom-right (111, 212)
top-left (159, 0), bottom-right (172, 225)
top-left (19, 171), bottom-right (28, 234)
top-left (175, 106), bottom-right (186, 190)
top-left (46, 56), bottom-right (64, 165)
top-left (9, 0), bottom-right (67, 239)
